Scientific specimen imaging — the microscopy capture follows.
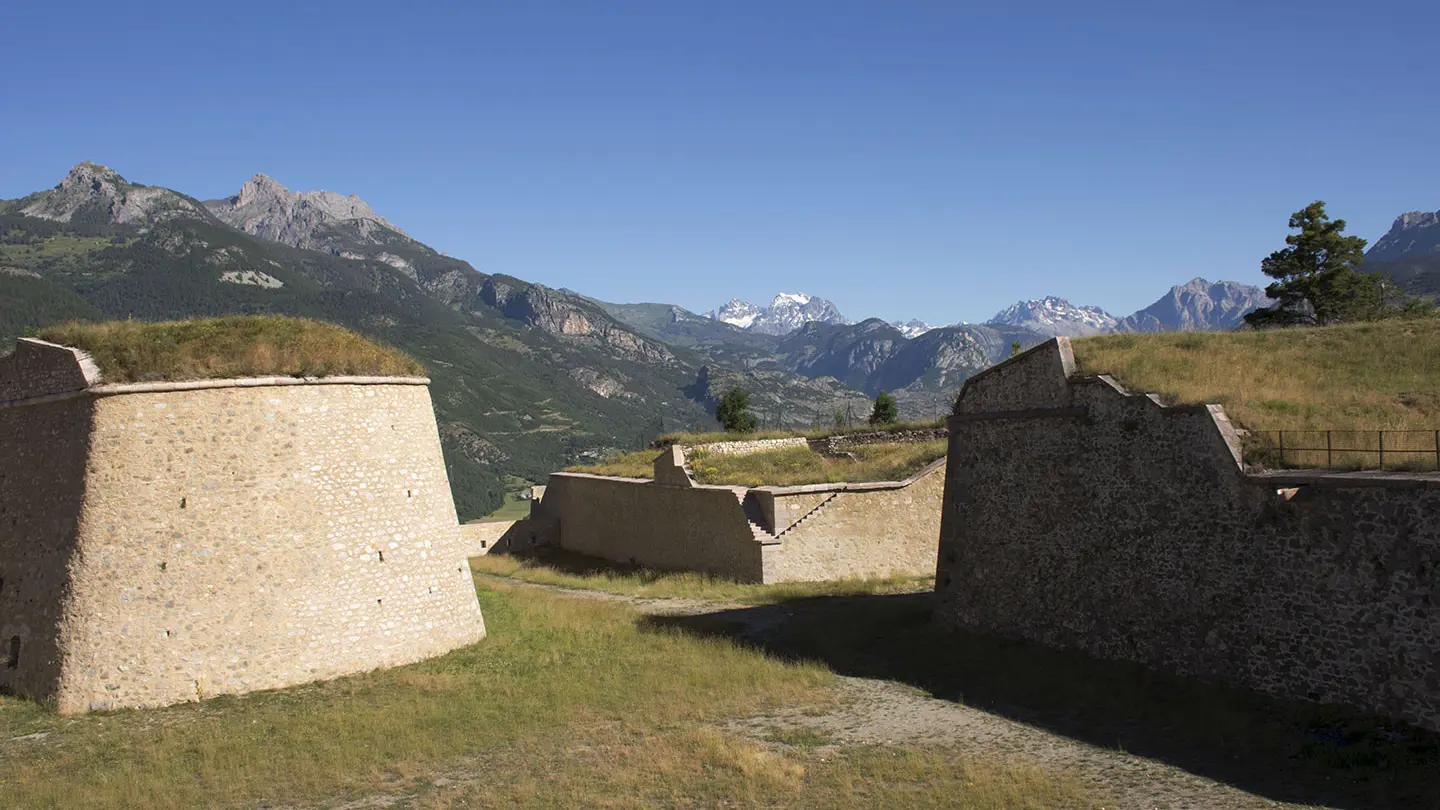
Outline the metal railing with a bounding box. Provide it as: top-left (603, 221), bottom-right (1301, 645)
top-left (1248, 430), bottom-right (1440, 471)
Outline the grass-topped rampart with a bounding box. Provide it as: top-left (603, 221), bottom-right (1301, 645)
top-left (568, 439), bottom-right (948, 487)
top-left (1071, 320), bottom-right (1440, 434)
top-left (653, 419), bottom-right (945, 449)
top-left (37, 315), bottom-right (424, 382)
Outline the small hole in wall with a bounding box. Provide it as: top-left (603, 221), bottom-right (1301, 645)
top-left (377, 598), bottom-right (383, 606)
top-left (6, 636), bottom-right (19, 669)
top-left (180, 497), bottom-right (187, 510)
top-left (378, 551), bottom-right (384, 562)
top-left (165, 630), bottom-right (172, 638)
top-left (406, 489), bottom-right (413, 499)
top-left (159, 562), bottom-right (167, 572)
top-left (480, 541), bottom-right (488, 549)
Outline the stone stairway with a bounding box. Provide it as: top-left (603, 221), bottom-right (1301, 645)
top-left (732, 489), bottom-right (843, 541)
top-left (776, 493), bottom-right (840, 538)
top-left (734, 490), bottom-right (777, 540)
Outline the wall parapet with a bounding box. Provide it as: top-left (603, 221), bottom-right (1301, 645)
top-left (936, 336), bottom-right (1440, 733)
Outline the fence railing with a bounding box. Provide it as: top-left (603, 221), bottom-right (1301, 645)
top-left (1247, 430), bottom-right (1440, 472)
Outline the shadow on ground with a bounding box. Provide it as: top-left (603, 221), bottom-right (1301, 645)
top-left (644, 592), bottom-right (1440, 810)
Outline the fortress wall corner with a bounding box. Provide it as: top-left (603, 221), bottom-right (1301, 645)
top-left (45, 381), bottom-right (484, 713)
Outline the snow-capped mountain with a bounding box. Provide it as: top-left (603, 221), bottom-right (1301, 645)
top-left (985, 297), bottom-right (1118, 337)
top-left (890, 319), bottom-right (938, 338)
top-left (708, 293), bottom-right (849, 335)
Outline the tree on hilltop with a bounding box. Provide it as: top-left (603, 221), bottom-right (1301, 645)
top-left (1245, 201), bottom-right (1427, 328)
top-left (715, 386), bottom-right (757, 433)
top-left (869, 390), bottom-right (899, 426)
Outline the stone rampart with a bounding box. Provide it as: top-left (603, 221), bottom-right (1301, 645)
top-left (535, 457), bottom-right (944, 584)
top-left (539, 473), bottom-right (767, 580)
top-left (936, 337), bottom-right (1440, 732)
top-left (0, 349), bottom-right (486, 713)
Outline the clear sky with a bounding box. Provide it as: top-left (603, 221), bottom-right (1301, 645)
top-left (3, 1), bottom-right (1436, 325)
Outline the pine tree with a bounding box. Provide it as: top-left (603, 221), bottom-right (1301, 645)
top-left (715, 386), bottom-right (757, 433)
top-left (869, 390), bottom-right (899, 426)
top-left (1244, 201), bottom-right (1416, 328)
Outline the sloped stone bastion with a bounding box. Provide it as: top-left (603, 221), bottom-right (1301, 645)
top-left (0, 337), bottom-right (486, 713)
top-left (937, 337), bottom-right (1440, 732)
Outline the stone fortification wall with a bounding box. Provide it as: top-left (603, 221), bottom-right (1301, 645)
top-left (691, 437), bottom-right (809, 457)
top-left (0, 346), bottom-right (486, 713)
top-left (936, 338), bottom-right (1440, 731)
top-left (760, 461), bottom-right (945, 583)
top-left (539, 473), bottom-right (766, 580)
top-left (536, 458), bottom-right (944, 584)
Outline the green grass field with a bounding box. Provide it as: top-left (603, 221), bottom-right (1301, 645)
top-left (0, 578), bottom-right (1089, 809)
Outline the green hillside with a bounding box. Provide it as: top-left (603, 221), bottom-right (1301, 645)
top-left (0, 210), bottom-right (712, 518)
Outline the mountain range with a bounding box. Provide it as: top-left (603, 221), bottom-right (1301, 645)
top-left (2, 162), bottom-right (1434, 517)
top-left (707, 279), bottom-right (1273, 341)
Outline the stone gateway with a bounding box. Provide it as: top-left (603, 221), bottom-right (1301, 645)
top-left (0, 338), bottom-right (486, 713)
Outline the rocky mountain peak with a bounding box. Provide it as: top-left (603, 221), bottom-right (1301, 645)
top-left (1368, 209), bottom-right (1440, 261)
top-left (206, 173), bottom-right (406, 251)
top-left (986, 296), bottom-right (1118, 337)
top-left (707, 292), bottom-right (849, 335)
top-left (20, 161), bottom-right (203, 225)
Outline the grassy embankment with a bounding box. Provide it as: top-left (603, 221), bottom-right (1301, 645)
top-left (1073, 320), bottom-right (1440, 469)
top-left (570, 438), bottom-right (948, 486)
top-left (36, 315), bottom-right (423, 382)
top-left (0, 580), bottom-right (1088, 809)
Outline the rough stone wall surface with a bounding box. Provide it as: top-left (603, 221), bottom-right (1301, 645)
top-left (821, 428), bottom-right (946, 454)
top-left (1, 380), bottom-right (486, 713)
top-left (763, 467), bottom-right (944, 584)
top-left (953, 336), bottom-right (1075, 414)
top-left (690, 437), bottom-right (809, 457)
top-left (459, 522), bottom-right (515, 556)
top-left (541, 473), bottom-right (764, 580)
top-left (0, 397), bottom-right (93, 699)
top-left (937, 338), bottom-right (1440, 732)
top-left (0, 339), bottom-right (100, 404)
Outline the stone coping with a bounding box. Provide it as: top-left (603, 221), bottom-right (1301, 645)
top-left (1249, 469), bottom-right (1440, 489)
top-left (0, 375), bottom-right (431, 409)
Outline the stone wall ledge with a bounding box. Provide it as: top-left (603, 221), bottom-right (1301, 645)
top-left (0, 375), bottom-right (432, 409)
top-left (1249, 470), bottom-right (1440, 489)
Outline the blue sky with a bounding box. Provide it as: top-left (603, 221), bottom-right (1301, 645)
top-left (3, 1), bottom-right (1436, 325)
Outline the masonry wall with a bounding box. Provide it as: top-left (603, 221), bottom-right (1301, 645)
top-left (762, 464), bottom-right (945, 583)
top-left (539, 474), bottom-right (766, 580)
top-left (936, 338), bottom-right (1440, 731)
top-left (0, 396), bottom-right (93, 699)
top-left (0, 366), bottom-right (487, 713)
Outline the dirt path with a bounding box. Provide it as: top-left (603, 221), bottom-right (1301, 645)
top-left (476, 573), bottom-right (1319, 810)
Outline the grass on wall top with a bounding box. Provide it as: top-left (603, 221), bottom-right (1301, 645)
top-left (568, 439), bottom-right (948, 487)
top-left (655, 419), bottom-right (945, 448)
top-left (1070, 319), bottom-right (1440, 433)
top-left (37, 315), bottom-right (425, 383)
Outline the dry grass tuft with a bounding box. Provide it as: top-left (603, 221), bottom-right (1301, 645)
top-left (36, 315), bottom-right (424, 383)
